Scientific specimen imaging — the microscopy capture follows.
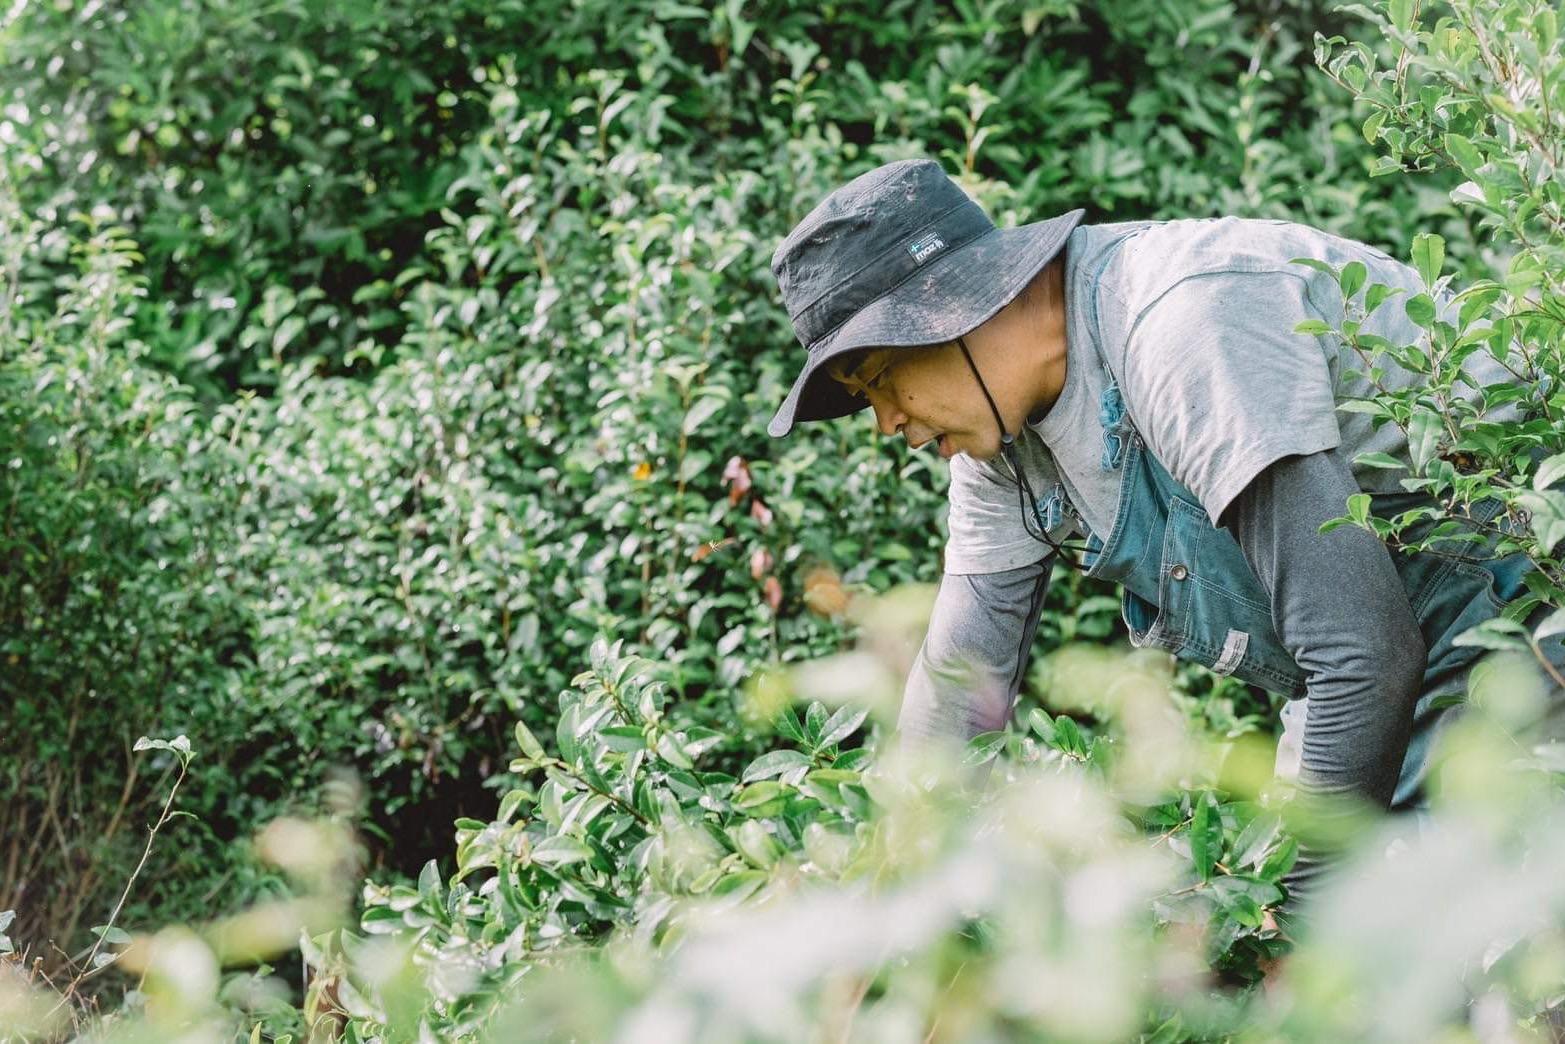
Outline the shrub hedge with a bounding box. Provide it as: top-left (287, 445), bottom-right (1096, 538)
top-left (0, 0), bottom-right (1482, 961)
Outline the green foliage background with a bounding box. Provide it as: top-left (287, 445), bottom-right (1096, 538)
top-left (0, 0), bottom-right (1484, 967)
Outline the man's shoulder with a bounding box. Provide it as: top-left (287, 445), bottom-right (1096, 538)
top-left (1093, 217), bottom-right (1399, 310)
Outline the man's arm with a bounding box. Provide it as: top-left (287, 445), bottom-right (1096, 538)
top-left (1220, 447), bottom-right (1428, 904)
top-left (898, 555), bottom-right (1053, 747)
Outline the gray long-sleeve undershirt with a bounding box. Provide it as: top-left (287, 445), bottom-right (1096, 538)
top-left (1220, 447), bottom-right (1426, 903)
top-left (897, 555), bottom-right (1053, 745)
top-left (899, 447), bottom-right (1427, 905)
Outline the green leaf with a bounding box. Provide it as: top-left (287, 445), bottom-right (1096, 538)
top-left (133, 735), bottom-right (195, 760)
top-left (91, 924), bottom-right (132, 945)
top-left (1252, 838), bottom-right (1302, 889)
top-left (805, 768), bottom-right (860, 787)
top-left (733, 820), bottom-right (781, 868)
top-left (1227, 894), bottom-right (1264, 928)
top-left (1028, 707), bottom-right (1057, 743)
top-left (1231, 811), bottom-right (1282, 870)
top-left (682, 395), bottom-right (725, 436)
top-left (1404, 292), bottom-right (1437, 328)
top-left (1453, 617), bottom-right (1530, 652)
top-left (655, 732), bottom-right (694, 769)
top-left (418, 860), bottom-right (443, 898)
top-left (1443, 133), bottom-right (1483, 174)
top-left (1411, 233), bottom-right (1444, 288)
top-left (741, 749), bottom-right (811, 783)
top-left (1534, 453), bottom-right (1565, 491)
top-left (1289, 257), bottom-right (1338, 277)
top-left (709, 869), bottom-right (767, 899)
top-left (360, 904), bottom-right (406, 934)
top-left (1353, 451), bottom-right (1406, 471)
top-left (530, 835), bottom-right (595, 867)
top-left (1259, 836), bottom-right (1299, 881)
top-left (777, 708), bottom-right (806, 745)
top-left (1518, 490), bottom-right (1565, 553)
top-left (1052, 715), bottom-right (1088, 758)
top-left (1189, 794), bottom-right (1222, 882)
top-left (1337, 398), bottom-right (1389, 417)
top-left (1339, 261), bottom-right (1367, 300)
top-left (804, 702), bottom-right (828, 743)
top-left (733, 780), bottom-right (786, 810)
top-left (1361, 108), bottom-right (1386, 144)
top-left (1532, 608), bottom-right (1565, 642)
top-left (1364, 283), bottom-right (1403, 316)
top-left (1408, 412), bottom-right (1441, 474)
top-left (964, 731), bottom-right (1008, 765)
top-left (1294, 318), bottom-right (1334, 336)
top-left (816, 706), bottom-right (868, 750)
top-left (1458, 285), bottom-right (1503, 330)
top-left (514, 721), bottom-right (546, 761)
top-left (600, 725), bottom-right (647, 753)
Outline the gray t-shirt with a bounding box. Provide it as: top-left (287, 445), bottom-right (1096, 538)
top-left (944, 216), bottom-right (1515, 575)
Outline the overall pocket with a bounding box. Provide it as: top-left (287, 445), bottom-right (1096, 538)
top-left (1158, 495), bottom-right (1308, 698)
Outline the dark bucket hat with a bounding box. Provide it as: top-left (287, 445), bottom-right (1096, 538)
top-left (767, 159), bottom-right (1084, 438)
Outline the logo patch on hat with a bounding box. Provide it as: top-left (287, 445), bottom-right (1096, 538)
top-left (906, 232), bottom-right (947, 265)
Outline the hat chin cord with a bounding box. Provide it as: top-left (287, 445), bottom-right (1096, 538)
top-left (954, 335), bottom-right (1086, 564)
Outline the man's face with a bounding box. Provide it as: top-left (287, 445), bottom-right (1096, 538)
top-left (827, 341), bottom-right (1000, 461)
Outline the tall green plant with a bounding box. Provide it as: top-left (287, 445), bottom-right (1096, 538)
top-left (0, 191), bottom-right (250, 953)
top-left (1310, 0), bottom-right (1565, 652)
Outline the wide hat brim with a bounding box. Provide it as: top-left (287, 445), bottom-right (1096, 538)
top-left (767, 209), bottom-right (1085, 438)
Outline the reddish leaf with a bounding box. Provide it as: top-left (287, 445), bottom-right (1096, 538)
top-left (691, 538), bottom-right (735, 562)
top-left (802, 566), bottom-right (849, 616)
top-left (724, 455), bottom-right (753, 504)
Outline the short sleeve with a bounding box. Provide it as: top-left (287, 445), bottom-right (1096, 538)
top-left (1114, 271), bottom-right (1342, 525)
top-left (943, 435), bottom-right (1071, 575)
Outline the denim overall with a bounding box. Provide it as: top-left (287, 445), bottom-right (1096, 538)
top-left (1052, 372), bottom-right (1537, 809)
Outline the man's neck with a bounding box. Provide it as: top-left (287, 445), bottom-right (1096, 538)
top-left (1022, 258), bottom-right (1070, 424)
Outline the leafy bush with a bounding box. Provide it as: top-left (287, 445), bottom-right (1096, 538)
top-left (1309, 0), bottom-right (1565, 642)
top-left (251, 633), bottom-right (1563, 1043)
top-left (1, 0), bottom-right (535, 393)
top-left (1, 0), bottom-right (1542, 997)
top-left (287, 635), bottom-right (1295, 1041)
top-left (0, 188), bottom-right (253, 949)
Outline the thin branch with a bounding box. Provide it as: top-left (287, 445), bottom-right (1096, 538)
top-left (48, 753), bottom-right (192, 1017)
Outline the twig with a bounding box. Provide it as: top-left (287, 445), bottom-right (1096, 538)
top-left (1530, 639), bottom-right (1565, 692)
top-left (48, 751), bottom-right (192, 1017)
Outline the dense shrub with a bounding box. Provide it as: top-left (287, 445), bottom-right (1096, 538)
top-left (4, 0), bottom-right (1565, 1037)
top-left (0, 0), bottom-right (536, 394)
top-left (146, 638), bottom-right (1303, 1041)
top-left (0, 0), bottom-right (1515, 980)
top-left (1310, 0), bottom-right (1565, 625)
top-left (0, 190), bottom-right (254, 947)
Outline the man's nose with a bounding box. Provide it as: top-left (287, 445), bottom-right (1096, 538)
top-left (869, 395), bottom-right (905, 437)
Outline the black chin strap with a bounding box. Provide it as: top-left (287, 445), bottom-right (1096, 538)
top-left (954, 335), bottom-right (1090, 568)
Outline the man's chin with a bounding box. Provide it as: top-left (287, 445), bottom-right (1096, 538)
top-left (964, 438), bottom-right (1003, 462)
